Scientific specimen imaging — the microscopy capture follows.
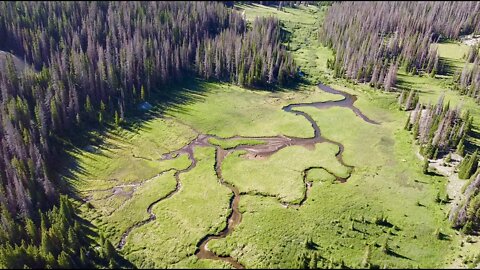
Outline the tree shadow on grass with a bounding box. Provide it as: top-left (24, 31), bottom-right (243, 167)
top-left (385, 249), bottom-right (412, 261)
top-left (395, 75), bottom-right (442, 96)
top-left (469, 128), bottom-right (480, 140)
top-left (59, 76), bottom-right (304, 201)
top-left (416, 202), bottom-right (426, 207)
top-left (425, 170), bottom-right (444, 177)
top-left (305, 239), bottom-right (320, 250)
top-left (395, 76), bottom-right (422, 92)
top-left (465, 128), bottom-right (480, 152)
top-left (56, 77), bottom-right (210, 201)
top-left (413, 178), bottom-right (429, 184)
top-left (281, 27), bottom-right (293, 43)
top-left (352, 227), bottom-right (371, 236)
top-left (439, 57), bottom-right (462, 77)
top-left (437, 232), bottom-right (451, 241)
top-left (375, 219), bottom-right (394, 228)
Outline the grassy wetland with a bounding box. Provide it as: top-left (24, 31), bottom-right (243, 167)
top-left (64, 3), bottom-right (480, 269)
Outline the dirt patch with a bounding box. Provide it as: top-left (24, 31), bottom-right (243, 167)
top-left (415, 151), bottom-right (470, 220)
top-left (242, 152), bottom-right (269, 160)
top-left (460, 34), bottom-right (480, 46)
top-left (112, 186), bottom-right (134, 198)
top-left (427, 153), bottom-right (465, 210)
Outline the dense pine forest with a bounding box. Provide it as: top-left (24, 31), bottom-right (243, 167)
top-left (0, 195), bottom-right (132, 268)
top-left (321, 1), bottom-right (480, 92)
top-left (0, 1), bottom-right (296, 268)
top-left (1, 1), bottom-right (480, 269)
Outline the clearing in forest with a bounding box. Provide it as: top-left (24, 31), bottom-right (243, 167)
top-left (67, 4), bottom-right (480, 269)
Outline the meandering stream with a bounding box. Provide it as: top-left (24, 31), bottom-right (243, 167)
top-left (115, 83), bottom-right (379, 268)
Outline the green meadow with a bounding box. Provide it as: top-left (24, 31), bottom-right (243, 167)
top-left (67, 3), bottom-right (480, 269)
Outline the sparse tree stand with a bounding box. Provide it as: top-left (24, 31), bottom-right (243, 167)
top-left (405, 94), bottom-right (471, 176)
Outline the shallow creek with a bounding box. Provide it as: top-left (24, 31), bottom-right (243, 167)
top-left (116, 83), bottom-right (379, 268)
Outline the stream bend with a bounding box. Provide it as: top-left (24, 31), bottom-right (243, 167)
top-left (115, 83), bottom-right (379, 268)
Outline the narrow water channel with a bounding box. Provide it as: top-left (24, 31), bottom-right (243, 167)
top-left (117, 83), bottom-right (379, 269)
